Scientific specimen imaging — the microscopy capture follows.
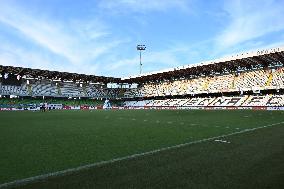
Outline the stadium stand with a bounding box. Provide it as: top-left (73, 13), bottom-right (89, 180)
top-left (270, 67), bottom-right (284, 88)
top-left (123, 95), bottom-right (284, 108)
top-left (209, 96), bottom-right (247, 106)
top-left (1, 46), bottom-right (284, 109)
top-left (0, 97), bottom-right (108, 108)
top-left (31, 81), bottom-right (58, 97)
top-left (0, 84), bottom-right (29, 96)
top-left (123, 68), bottom-right (284, 98)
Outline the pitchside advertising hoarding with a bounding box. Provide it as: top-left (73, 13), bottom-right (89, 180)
top-left (2, 106), bottom-right (284, 111)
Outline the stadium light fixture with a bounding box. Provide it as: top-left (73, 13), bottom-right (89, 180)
top-left (137, 45), bottom-right (146, 74)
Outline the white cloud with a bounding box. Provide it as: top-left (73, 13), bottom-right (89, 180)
top-left (98, 0), bottom-right (191, 13)
top-left (0, 8), bottom-right (75, 63)
top-left (0, 42), bottom-right (60, 71)
top-left (0, 3), bottom-right (125, 68)
top-left (0, 40), bottom-right (104, 76)
top-left (215, 0), bottom-right (284, 49)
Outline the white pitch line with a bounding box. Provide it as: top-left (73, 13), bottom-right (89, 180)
top-left (1, 121), bottom-right (284, 189)
top-left (214, 139), bottom-right (231, 144)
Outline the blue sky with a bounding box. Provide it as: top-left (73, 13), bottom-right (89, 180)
top-left (0, 0), bottom-right (284, 77)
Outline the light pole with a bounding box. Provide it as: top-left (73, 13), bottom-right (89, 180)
top-left (137, 45), bottom-right (146, 74)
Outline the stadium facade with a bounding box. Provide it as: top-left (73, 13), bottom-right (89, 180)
top-left (1, 46), bottom-right (284, 110)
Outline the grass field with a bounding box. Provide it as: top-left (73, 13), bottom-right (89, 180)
top-left (0, 109), bottom-right (284, 188)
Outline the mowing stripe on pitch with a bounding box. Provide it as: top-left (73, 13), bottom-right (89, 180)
top-left (1, 121), bottom-right (284, 189)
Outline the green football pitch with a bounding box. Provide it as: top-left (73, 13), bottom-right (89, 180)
top-left (0, 110), bottom-right (284, 188)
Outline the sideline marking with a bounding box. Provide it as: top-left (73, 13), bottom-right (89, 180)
top-left (214, 139), bottom-right (231, 143)
top-left (1, 121), bottom-right (284, 188)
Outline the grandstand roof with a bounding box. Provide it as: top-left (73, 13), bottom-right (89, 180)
top-left (122, 46), bottom-right (284, 83)
top-left (0, 65), bottom-right (121, 83)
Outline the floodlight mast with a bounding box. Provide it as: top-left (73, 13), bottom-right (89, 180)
top-left (137, 45), bottom-right (146, 74)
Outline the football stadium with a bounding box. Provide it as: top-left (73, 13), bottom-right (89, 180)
top-left (1, 1), bottom-right (284, 189)
top-left (1, 46), bottom-right (284, 188)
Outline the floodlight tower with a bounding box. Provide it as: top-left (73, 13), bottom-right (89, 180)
top-left (137, 45), bottom-right (146, 74)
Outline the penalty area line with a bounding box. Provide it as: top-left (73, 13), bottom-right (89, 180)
top-left (1, 121), bottom-right (284, 188)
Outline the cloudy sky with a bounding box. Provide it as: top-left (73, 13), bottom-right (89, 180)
top-left (0, 0), bottom-right (284, 77)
